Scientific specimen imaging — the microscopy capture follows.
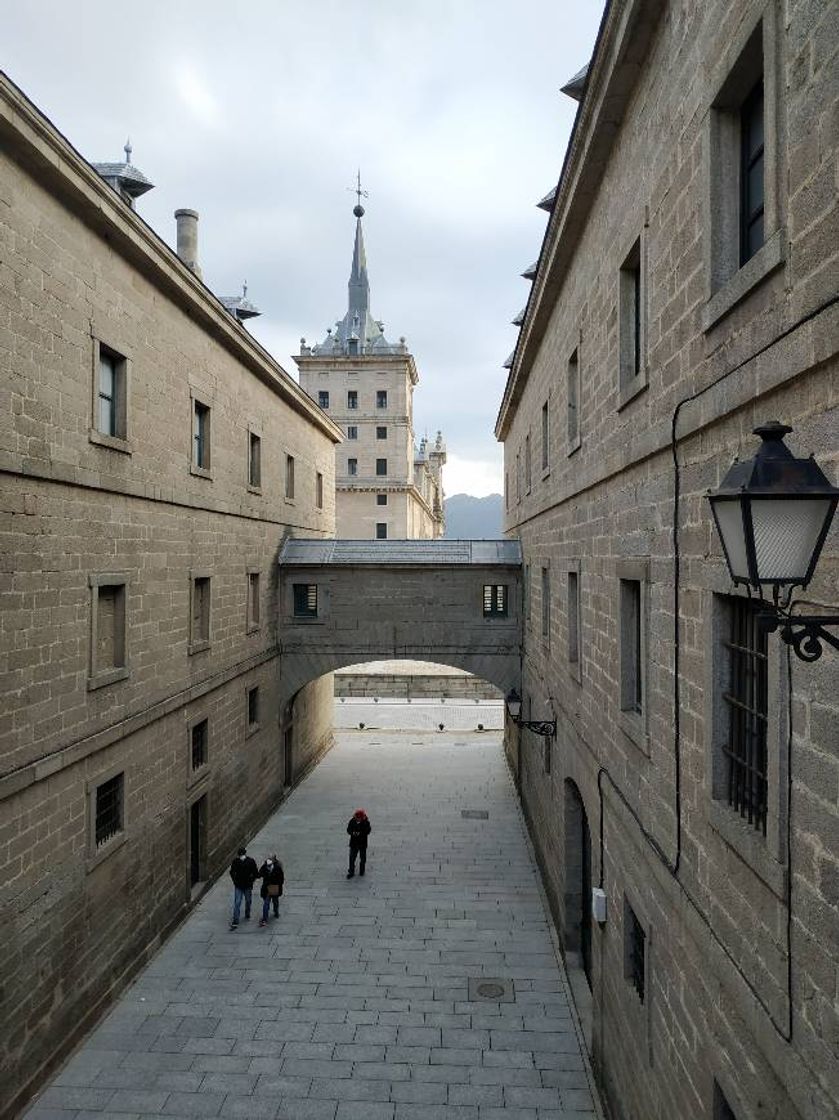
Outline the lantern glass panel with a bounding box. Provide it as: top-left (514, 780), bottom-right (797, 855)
top-left (750, 497), bottom-right (834, 583)
top-left (712, 499), bottom-right (750, 582)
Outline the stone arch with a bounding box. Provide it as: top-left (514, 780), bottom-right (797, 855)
top-left (564, 778), bottom-right (593, 990)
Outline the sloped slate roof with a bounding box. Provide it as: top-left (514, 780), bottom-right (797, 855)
top-left (279, 539), bottom-right (522, 567)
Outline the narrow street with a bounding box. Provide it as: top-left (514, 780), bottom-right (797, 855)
top-left (25, 728), bottom-right (600, 1119)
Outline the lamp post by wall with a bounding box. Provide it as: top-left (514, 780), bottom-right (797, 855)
top-left (505, 688), bottom-right (557, 738)
top-left (707, 422), bottom-right (839, 661)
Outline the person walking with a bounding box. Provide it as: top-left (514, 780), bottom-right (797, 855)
top-left (229, 846), bottom-right (259, 930)
top-left (346, 809), bottom-right (371, 878)
top-left (258, 854), bottom-right (284, 926)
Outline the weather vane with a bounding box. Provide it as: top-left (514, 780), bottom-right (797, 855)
top-left (347, 170), bottom-right (369, 215)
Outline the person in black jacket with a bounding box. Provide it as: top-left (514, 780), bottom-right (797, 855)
top-left (257, 854), bottom-right (285, 926)
top-left (229, 847), bottom-right (258, 930)
top-left (346, 809), bottom-right (371, 878)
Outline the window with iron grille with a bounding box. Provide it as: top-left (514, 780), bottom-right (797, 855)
top-left (624, 900), bottom-right (646, 1003)
top-left (248, 432), bottom-right (261, 488)
top-left (376, 522), bottom-right (387, 540)
top-left (723, 597), bottom-right (768, 834)
top-left (95, 772), bottom-right (124, 848)
top-left (293, 583), bottom-right (318, 618)
top-left (191, 719), bottom-right (208, 771)
top-left (193, 400), bottom-right (210, 470)
top-left (376, 389), bottom-right (387, 409)
top-left (318, 390), bottom-right (329, 408)
top-left (347, 390), bottom-right (358, 409)
top-left (483, 584), bottom-right (507, 617)
top-left (740, 79), bottom-right (765, 266)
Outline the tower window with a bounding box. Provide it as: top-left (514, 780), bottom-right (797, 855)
top-left (376, 390), bottom-right (387, 409)
top-left (347, 390), bottom-right (358, 410)
top-left (318, 390), bottom-right (329, 409)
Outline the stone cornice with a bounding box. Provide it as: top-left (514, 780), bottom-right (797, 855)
top-left (295, 350), bottom-right (420, 386)
top-left (0, 71), bottom-right (343, 445)
top-left (495, 0), bottom-right (664, 440)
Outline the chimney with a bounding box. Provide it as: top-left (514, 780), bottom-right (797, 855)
top-left (174, 209), bottom-right (202, 278)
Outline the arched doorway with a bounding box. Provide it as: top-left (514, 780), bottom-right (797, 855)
top-left (564, 779), bottom-right (592, 989)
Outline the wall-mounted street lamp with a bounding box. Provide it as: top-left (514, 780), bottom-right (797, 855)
top-left (505, 689), bottom-right (557, 738)
top-left (707, 422), bottom-right (839, 662)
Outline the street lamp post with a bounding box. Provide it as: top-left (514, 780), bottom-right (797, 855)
top-left (505, 689), bottom-right (557, 738)
top-left (707, 422), bottom-right (839, 662)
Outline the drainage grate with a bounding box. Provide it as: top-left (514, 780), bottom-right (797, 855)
top-left (468, 976), bottom-right (515, 1002)
top-left (461, 809), bottom-right (489, 820)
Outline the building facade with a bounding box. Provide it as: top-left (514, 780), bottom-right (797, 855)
top-left (296, 202), bottom-right (445, 540)
top-left (0, 74), bottom-right (341, 1118)
top-left (497, 2), bottom-right (839, 1119)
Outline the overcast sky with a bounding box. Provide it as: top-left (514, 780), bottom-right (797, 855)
top-left (3, 1), bottom-right (602, 497)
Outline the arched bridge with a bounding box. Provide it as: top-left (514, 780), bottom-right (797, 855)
top-left (277, 538), bottom-right (522, 706)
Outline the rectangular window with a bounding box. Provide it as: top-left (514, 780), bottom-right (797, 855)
top-left (483, 584), bottom-right (508, 618)
top-left (376, 458), bottom-right (387, 476)
top-left (348, 457), bottom-right (358, 476)
top-left (624, 900), bottom-right (646, 1004)
top-left (247, 571), bottom-right (260, 630)
top-left (723, 597), bottom-right (769, 835)
top-left (376, 426), bottom-right (387, 440)
top-left (293, 583), bottom-right (318, 618)
top-left (193, 400), bottom-right (210, 471)
top-left (525, 433), bottom-right (532, 493)
top-left (247, 686), bottom-right (260, 729)
top-left (376, 522), bottom-right (388, 540)
top-left (347, 390), bottom-right (358, 410)
top-left (541, 567), bottom-right (550, 641)
top-left (191, 719), bottom-right (208, 771)
top-left (524, 564), bottom-right (530, 626)
top-left (505, 470), bottom-right (510, 510)
top-left (567, 348), bottom-right (580, 451)
top-left (248, 431), bottom-right (261, 489)
top-left (316, 472), bottom-right (324, 509)
top-left (619, 237), bottom-right (644, 395)
top-left (96, 584), bottom-right (126, 673)
top-left (376, 389), bottom-right (387, 409)
top-left (620, 579), bottom-right (643, 714)
top-left (516, 451), bottom-right (521, 503)
top-left (285, 454), bottom-right (295, 499)
top-left (740, 79), bottom-right (765, 265)
top-left (376, 493), bottom-right (387, 506)
top-left (568, 570), bottom-right (580, 664)
top-left (191, 576), bottom-right (211, 650)
top-left (95, 772), bottom-right (124, 848)
top-left (713, 1083), bottom-right (739, 1120)
top-left (541, 401), bottom-right (549, 471)
top-left (318, 390), bottom-right (330, 408)
top-left (347, 425), bottom-right (358, 440)
top-left (97, 348), bottom-right (126, 438)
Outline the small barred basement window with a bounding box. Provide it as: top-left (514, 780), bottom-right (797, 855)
top-left (95, 772), bottom-right (124, 848)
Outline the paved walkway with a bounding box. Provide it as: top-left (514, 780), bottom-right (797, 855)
top-left (25, 731), bottom-right (600, 1120)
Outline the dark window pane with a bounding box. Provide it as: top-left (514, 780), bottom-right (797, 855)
top-left (95, 773), bottom-right (123, 847)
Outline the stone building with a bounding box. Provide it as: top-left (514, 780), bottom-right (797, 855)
top-left (296, 199), bottom-right (446, 540)
top-left (496, 2), bottom-right (839, 1119)
top-left (0, 73), bottom-right (341, 1117)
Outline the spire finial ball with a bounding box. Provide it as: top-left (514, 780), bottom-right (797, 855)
top-left (353, 204), bottom-right (365, 218)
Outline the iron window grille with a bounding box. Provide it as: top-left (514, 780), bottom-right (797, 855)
top-left (95, 772), bottom-right (124, 847)
top-left (191, 719), bottom-right (208, 770)
top-left (483, 584), bottom-right (507, 617)
top-left (723, 597), bottom-right (769, 835)
top-left (318, 390), bottom-right (329, 408)
top-left (626, 903), bottom-right (646, 1003)
top-left (293, 583), bottom-right (318, 618)
top-left (740, 79), bottom-right (765, 266)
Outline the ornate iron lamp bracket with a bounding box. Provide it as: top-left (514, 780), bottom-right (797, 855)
top-left (759, 611), bottom-right (839, 663)
top-left (515, 717), bottom-right (557, 738)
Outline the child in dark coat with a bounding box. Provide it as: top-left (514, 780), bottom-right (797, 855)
top-left (257, 854), bottom-right (285, 926)
top-left (346, 809), bottom-right (371, 878)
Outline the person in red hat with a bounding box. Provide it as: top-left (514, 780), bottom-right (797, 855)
top-left (346, 809), bottom-right (371, 878)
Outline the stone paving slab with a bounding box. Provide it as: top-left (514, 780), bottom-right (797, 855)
top-left (24, 731), bottom-right (600, 1119)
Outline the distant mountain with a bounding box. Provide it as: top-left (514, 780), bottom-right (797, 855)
top-left (444, 493), bottom-right (503, 539)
